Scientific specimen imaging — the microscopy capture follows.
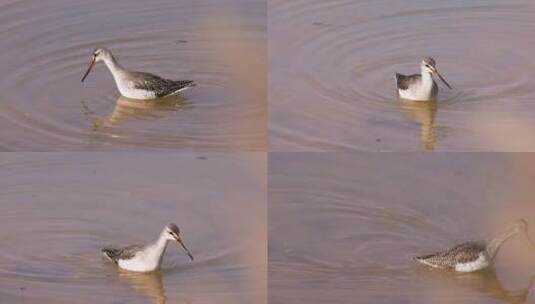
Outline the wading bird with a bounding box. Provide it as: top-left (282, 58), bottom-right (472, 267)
top-left (396, 57), bottom-right (452, 101)
top-left (102, 223), bottom-right (194, 272)
top-left (81, 47), bottom-right (195, 100)
top-left (415, 219), bottom-right (535, 272)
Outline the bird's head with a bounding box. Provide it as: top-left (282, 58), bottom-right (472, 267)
top-left (164, 223), bottom-right (194, 261)
top-left (420, 56), bottom-right (452, 89)
top-left (81, 47), bottom-right (113, 82)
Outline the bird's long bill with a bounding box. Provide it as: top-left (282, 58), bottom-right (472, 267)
top-left (81, 57), bottom-right (96, 82)
top-left (176, 237), bottom-right (194, 261)
top-left (435, 71), bottom-right (452, 89)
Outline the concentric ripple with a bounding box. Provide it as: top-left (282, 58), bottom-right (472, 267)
top-left (270, 0), bottom-right (535, 151)
top-left (0, 0), bottom-right (266, 151)
top-left (0, 154), bottom-right (266, 303)
top-left (269, 153), bottom-right (535, 303)
top-left (270, 166), bottom-right (461, 292)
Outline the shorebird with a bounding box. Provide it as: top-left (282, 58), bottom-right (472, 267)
top-left (102, 223), bottom-right (194, 272)
top-left (415, 219), bottom-right (535, 272)
top-left (396, 57), bottom-right (452, 101)
top-left (81, 47), bottom-right (196, 100)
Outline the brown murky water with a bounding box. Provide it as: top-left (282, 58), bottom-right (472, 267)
top-left (0, 153), bottom-right (266, 303)
top-left (270, 0), bottom-right (535, 151)
top-left (0, 0), bottom-right (266, 151)
top-left (269, 153), bottom-right (535, 303)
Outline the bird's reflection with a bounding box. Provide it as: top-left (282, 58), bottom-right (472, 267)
top-left (117, 270), bottom-right (167, 304)
top-left (81, 95), bottom-right (187, 130)
top-left (417, 268), bottom-right (534, 304)
top-left (399, 99), bottom-right (440, 151)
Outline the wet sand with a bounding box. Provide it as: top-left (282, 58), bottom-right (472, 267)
top-left (269, 153), bottom-right (535, 303)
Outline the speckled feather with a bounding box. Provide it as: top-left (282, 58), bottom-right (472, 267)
top-left (82, 47), bottom-right (196, 100)
top-left (415, 241), bottom-right (487, 269)
top-left (130, 71), bottom-right (195, 97)
top-left (102, 245), bottom-right (144, 263)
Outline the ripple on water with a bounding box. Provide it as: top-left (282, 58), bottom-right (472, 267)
top-left (269, 154), bottom-right (535, 303)
top-left (0, 155), bottom-right (265, 302)
top-left (270, 0), bottom-right (535, 151)
top-left (271, 189), bottom-right (456, 284)
top-left (0, 0), bottom-right (266, 151)
top-left (0, 204), bottom-right (251, 301)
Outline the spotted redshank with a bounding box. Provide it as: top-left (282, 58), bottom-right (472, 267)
top-left (415, 219), bottom-right (535, 272)
top-left (396, 57), bottom-right (452, 101)
top-left (102, 223), bottom-right (194, 272)
top-left (81, 47), bottom-right (196, 100)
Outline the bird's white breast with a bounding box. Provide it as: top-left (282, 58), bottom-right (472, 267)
top-left (399, 88), bottom-right (432, 101)
top-left (398, 83), bottom-right (435, 101)
top-left (118, 253), bottom-right (160, 272)
top-left (454, 253), bottom-right (489, 272)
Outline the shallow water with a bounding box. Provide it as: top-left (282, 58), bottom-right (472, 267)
top-left (0, 0), bottom-right (266, 151)
top-left (0, 153), bottom-right (266, 303)
top-left (269, 153), bottom-right (535, 303)
top-left (270, 0), bottom-right (535, 151)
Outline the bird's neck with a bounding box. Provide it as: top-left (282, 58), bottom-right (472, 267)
top-left (486, 229), bottom-right (519, 261)
top-left (420, 70), bottom-right (434, 86)
top-left (146, 232), bottom-right (171, 265)
top-left (103, 55), bottom-right (125, 77)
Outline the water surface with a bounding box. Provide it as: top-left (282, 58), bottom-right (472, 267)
top-left (0, 153), bottom-right (266, 303)
top-left (0, 0), bottom-right (266, 151)
top-left (270, 0), bottom-right (535, 151)
top-left (269, 153), bottom-right (535, 303)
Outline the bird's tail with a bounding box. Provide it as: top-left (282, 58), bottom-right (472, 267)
top-left (175, 80), bottom-right (196, 93)
top-left (187, 80), bottom-right (196, 87)
top-left (183, 80), bottom-right (196, 88)
top-left (101, 248), bottom-right (116, 262)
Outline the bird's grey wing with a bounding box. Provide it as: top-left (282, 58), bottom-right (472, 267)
top-left (415, 251), bottom-right (455, 268)
top-left (446, 241), bottom-right (486, 264)
top-left (130, 71), bottom-right (195, 97)
top-left (415, 241), bottom-right (486, 268)
top-left (396, 73), bottom-right (420, 90)
top-left (102, 245), bottom-right (143, 263)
